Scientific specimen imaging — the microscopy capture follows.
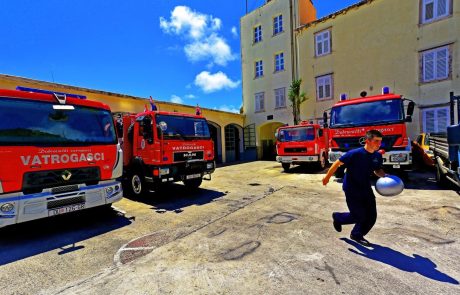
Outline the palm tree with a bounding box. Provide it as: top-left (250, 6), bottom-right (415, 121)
top-left (288, 79), bottom-right (308, 125)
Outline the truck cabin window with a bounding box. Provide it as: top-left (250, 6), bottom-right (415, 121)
top-left (0, 98), bottom-right (117, 146)
top-left (278, 127), bottom-right (315, 142)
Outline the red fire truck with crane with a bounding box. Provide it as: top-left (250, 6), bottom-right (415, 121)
top-left (119, 107), bottom-right (215, 197)
top-left (325, 87), bottom-right (415, 177)
top-left (0, 87), bottom-right (123, 228)
top-left (275, 121), bottom-right (329, 171)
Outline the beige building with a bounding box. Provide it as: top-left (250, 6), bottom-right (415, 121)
top-left (0, 74), bottom-right (247, 163)
top-left (297, 0), bottom-right (460, 138)
top-left (242, 0), bottom-right (460, 159)
top-left (240, 0), bottom-right (316, 159)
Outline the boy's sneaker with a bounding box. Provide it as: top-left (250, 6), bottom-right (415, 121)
top-left (350, 234), bottom-right (371, 246)
top-left (332, 213), bottom-right (342, 232)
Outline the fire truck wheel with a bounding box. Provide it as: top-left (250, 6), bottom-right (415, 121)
top-left (334, 166), bottom-right (345, 178)
top-left (129, 173), bottom-right (147, 197)
top-left (282, 163), bottom-right (290, 172)
top-left (435, 164), bottom-right (448, 187)
top-left (183, 178), bottom-right (202, 190)
top-left (317, 154), bottom-right (326, 170)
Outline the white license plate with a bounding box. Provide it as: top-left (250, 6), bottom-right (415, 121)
top-left (186, 173), bottom-right (201, 180)
top-left (49, 203), bottom-right (85, 216)
top-left (392, 164), bottom-right (400, 168)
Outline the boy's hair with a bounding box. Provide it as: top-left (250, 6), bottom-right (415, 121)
top-left (366, 129), bottom-right (383, 140)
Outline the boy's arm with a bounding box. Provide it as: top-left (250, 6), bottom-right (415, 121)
top-left (322, 160), bottom-right (344, 186)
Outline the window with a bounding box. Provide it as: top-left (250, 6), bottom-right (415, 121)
top-left (274, 87), bottom-right (286, 109)
top-left (422, 107), bottom-right (450, 133)
top-left (316, 74), bottom-right (333, 101)
top-left (421, 46), bottom-right (450, 82)
top-left (255, 60), bottom-right (264, 78)
top-left (254, 25), bottom-right (262, 43)
top-left (255, 92), bottom-right (265, 112)
top-left (421, 0), bottom-right (451, 23)
top-left (273, 15), bottom-right (283, 35)
top-left (315, 29), bottom-right (331, 56)
top-left (274, 52), bottom-right (284, 72)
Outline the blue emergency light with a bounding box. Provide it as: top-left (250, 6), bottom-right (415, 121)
top-left (16, 86), bottom-right (87, 99)
top-left (340, 93), bottom-right (347, 101)
top-left (382, 86), bottom-right (390, 95)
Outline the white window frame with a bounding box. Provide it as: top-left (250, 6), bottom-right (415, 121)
top-left (274, 87), bottom-right (286, 109)
top-left (316, 74), bottom-right (333, 101)
top-left (274, 52), bottom-right (284, 72)
top-left (255, 60), bottom-right (264, 78)
top-left (421, 0), bottom-right (451, 24)
top-left (421, 45), bottom-right (450, 82)
top-left (254, 25), bottom-right (262, 43)
top-left (273, 15), bottom-right (283, 35)
top-left (315, 29), bottom-right (331, 57)
top-left (255, 92), bottom-right (265, 112)
top-left (422, 106), bottom-right (450, 133)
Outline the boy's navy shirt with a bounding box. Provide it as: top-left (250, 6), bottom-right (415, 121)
top-left (339, 147), bottom-right (383, 196)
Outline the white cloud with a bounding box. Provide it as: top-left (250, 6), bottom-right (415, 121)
top-left (194, 71), bottom-right (240, 93)
top-left (217, 105), bottom-right (240, 114)
top-left (231, 26), bottom-right (238, 38)
top-left (185, 94), bottom-right (196, 99)
top-left (160, 6), bottom-right (236, 66)
top-left (184, 34), bottom-right (236, 66)
top-left (170, 95), bottom-right (184, 104)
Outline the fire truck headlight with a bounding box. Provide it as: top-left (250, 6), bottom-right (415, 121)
top-left (206, 162), bottom-right (214, 169)
top-left (1, 203), bottom-right (14, 213)
top-left (105, 187), bottom-right (114, 195)
top-left (390, 153), bottom-right (408, 162)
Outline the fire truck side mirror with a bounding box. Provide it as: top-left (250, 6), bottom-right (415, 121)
top-left (322, 112), bottom-right (328, 128)
top-left (406, 101), bottom-right (415, 122)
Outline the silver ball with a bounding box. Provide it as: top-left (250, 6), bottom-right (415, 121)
top-left (376, 175), bottom-right (404, 197)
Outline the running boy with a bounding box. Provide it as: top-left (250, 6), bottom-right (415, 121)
top-left (322, 129), bottom-right (386, 246)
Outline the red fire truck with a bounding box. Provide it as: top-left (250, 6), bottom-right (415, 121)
top-left (0, 88), bottom-right (123, 228)
top-left (325, 87), bottom-right (415, 175)
top-left (120, 110), bottom-right (215, 196)
top-left (275, 122), bottom-right (329, 171)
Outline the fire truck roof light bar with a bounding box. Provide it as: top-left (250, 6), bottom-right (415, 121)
top-left (382, 86), bottom-right (390, 94)
top-left (16, 86), bottom-right (87, 100)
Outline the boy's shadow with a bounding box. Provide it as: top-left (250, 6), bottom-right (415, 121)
top-left (341, 238), bottom-right (459, 284)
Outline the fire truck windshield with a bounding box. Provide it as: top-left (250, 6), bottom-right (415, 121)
top-left (156, 114), bottom-right (210, 140)
top-left (278, 127), bottom-right (315, 142)
top-left (0, 98), bottom-right (117, 146)
top-left (330, 99), bottom-right (404, 128)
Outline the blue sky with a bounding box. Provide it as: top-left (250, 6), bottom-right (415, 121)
top-left (0, 0), bottom-right (360, 113)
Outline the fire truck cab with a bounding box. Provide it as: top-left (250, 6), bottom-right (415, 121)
top-left (120, 110), bottom-right (215, 196)
top-left (0, 88), bottom-right (123, 228)
top-left (275, 121), bottom-right (329, 171)
top-left (326, 88), bottom-right (415, 174)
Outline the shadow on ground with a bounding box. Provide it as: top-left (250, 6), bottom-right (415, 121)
top-left (124, 183), bottom-right (226, 213)
top-left (341, 238), bottom-right (459, 284)
top-left (0, 207), bottom-right (132, 266)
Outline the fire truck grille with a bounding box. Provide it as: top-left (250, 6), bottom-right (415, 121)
top-left (173, 151), bottom-right (204, 162)
top-left (333, 135), bottom-right (401, 151)
top-left (284, 148), bottom-right (307, 153)
top-left (51, 185), bottom-right (80, 194)
top-left (47, 196), bottom-right (85, 210)
top-left (23, 167), bottom-right (100, 194)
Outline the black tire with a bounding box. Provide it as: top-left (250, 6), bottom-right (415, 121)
top-left (183, 178), bottom-right (202, 190)
top-left (435, 164), bottom-right (448, 187)
top-left (282, 163), bottom-right (290, 172)
top-left (126, 171), bottom-right (148, 197)
top-left (334, 166), bottom-right (345, 178)
top-left (316, 153), bottom-right (326, 170)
